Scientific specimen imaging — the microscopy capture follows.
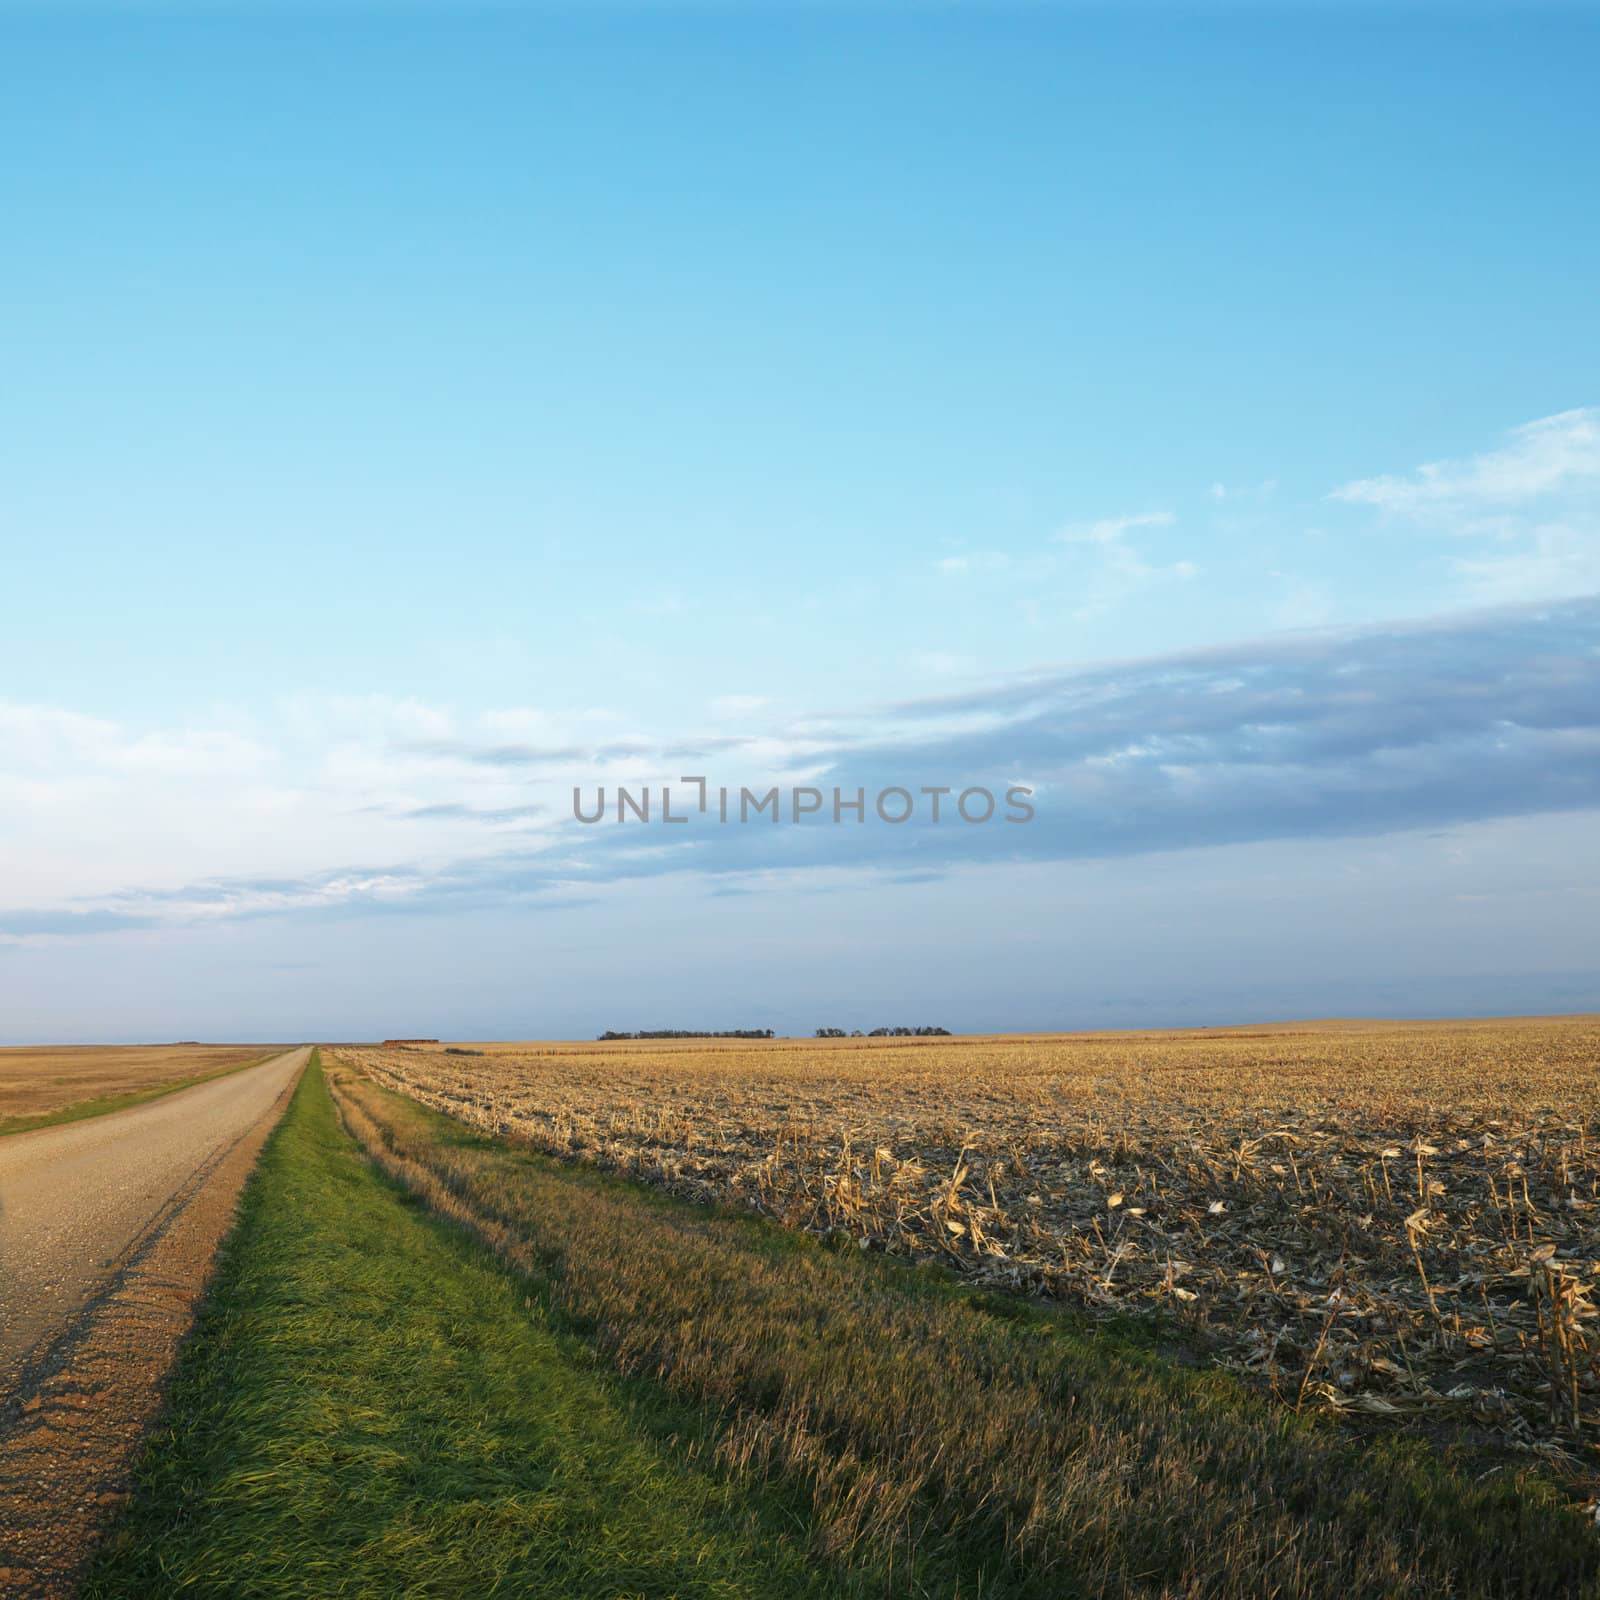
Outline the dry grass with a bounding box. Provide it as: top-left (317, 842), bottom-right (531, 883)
top-left (342, 1016), bottom-right (1600, 1468)
top-left (0, 1043), bottom-right (275, 1129)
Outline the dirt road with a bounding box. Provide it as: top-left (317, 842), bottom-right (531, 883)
top-left (0, 1045), bottom-right (309, 1597)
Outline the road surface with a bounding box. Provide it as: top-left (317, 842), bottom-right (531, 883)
top-left (0, 1045), bottom-right (308, 1598)
top-left (0, 1046), bottom-right (308, 1389)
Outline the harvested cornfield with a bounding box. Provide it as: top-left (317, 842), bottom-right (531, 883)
top-left (339, 1017), bottom-right (1600, 1470)
top-left (0, 1042), bottom-right (276, 1132)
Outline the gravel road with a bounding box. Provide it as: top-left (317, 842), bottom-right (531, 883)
top-left (0, 1045), bottom-right (309, 1597)
top-left (0, 1046), bottom-right (308, 1391)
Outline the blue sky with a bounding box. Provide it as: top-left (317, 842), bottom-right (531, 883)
top-left (2, 8), bottom-right (1597, 1040)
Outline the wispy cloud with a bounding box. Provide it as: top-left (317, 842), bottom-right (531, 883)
top-left (1041, 510), bottom-right (1195, 619)
top-left (1267, 574), bottom-right (1335, 630)
top-left (933, 551), bottom-right (1012, 576)
top-left (384, 802), bottom-right (542, 824)
top-left (1332, 407), bottom-right (1600, 517)
top-left (1330, 408), bottom-right (1600, 605)
top-left (0, 702), bottom-right (272, 778)
top-left (7, 597), bottom-right (1596, 941)
top-left (1454, 520), bottom-right (1600, 605)
top-left (631, 588), bottom-right (690, 617)
top-left (709, 694), bottom-right (770, 718)
top-left (1068, 543), bottom-right (1199, 621)
top-left (909, 650), bottom-right (976, 678)
top-left (1208, 479), bottom-right (1278, 503)
top-left (1053, 510), bottom-right (1175, 545)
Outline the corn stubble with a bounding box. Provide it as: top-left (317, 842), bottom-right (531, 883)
top-left (324, 1059), bottom-right (1596, 1598)
top-left (341, 1018), bottom-right (1600, 1470)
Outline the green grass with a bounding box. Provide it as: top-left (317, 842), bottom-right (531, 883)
top-left (84, 1056), bottom-right (846, 1600)
top-left (0, 1051), bottom-right (279, 1137)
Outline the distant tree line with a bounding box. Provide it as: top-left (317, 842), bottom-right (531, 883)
top-left (596, 1029), bottom-right (777, 1041)
top-left (814, 1026), bottom-right (951, 1038)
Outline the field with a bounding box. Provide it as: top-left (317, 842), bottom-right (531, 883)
top-left (342, 1017), bottom-right (1600, 1469)
top-left (90, 1054), bottom-right (1600, 1598)
top-left (0, 1043), bottom-right (278, 1134)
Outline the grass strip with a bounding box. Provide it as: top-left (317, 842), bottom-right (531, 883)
top-left (0, 1051), bottom-right (282, 1137)
top-left (84, 1055), bottom-right (848, 1600)
top-left (332, 1061), bottom-right (1600, 1600)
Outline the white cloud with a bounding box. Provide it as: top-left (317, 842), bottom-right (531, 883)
top-left (1454, 519), bottom-right (1600, 604)
top-left (1053, 510), bottom-right (1175, 545)
top-left (709, 694), bottom-right (770, 718)
top-left (0, 702), bottom-right (271, 777)
top-left (631, 588), bottom-right (689, 617)
top-left (278, 692), bottom-right (454, 745)
top-left (1330, 407), bottom-right (1600, 606)
top-left (0, 692), bottom-right (568, 923)
top-left (1038, 511), bottom-right (1195, 621)
top-left (910, 650), bottom-right (976, 677)
top-left (934, 552), bottom-right (1011, 577)
top-left (1268, 575), bottom-right (1336, 630)
top-left (1208, 478), bottom-right (1277, 504)
top-left (1332, 407), bottom-right (1600, 516)
top-left (0, 703), bottom-right (121, 765)
top-left (478, 706), bottom-right (576, 740)
top-left (5, 597), bottom-right (1599, 948)
top-left (1070, 544), bottom-right (1199, 621)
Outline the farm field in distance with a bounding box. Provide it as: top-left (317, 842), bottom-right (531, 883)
top-left (0, 1043), bottom-right (279, 1134)
top-left (343, 1015), bottom-right (1600, 1472)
